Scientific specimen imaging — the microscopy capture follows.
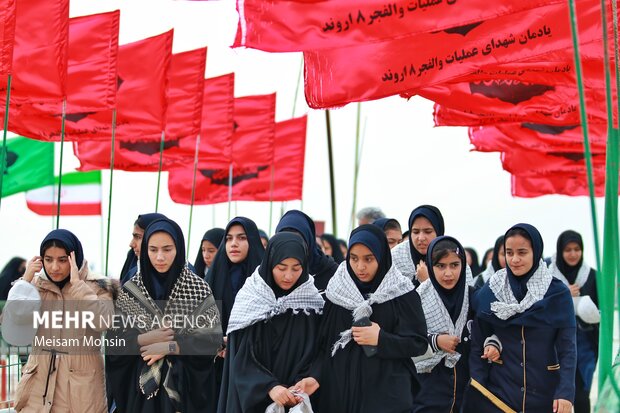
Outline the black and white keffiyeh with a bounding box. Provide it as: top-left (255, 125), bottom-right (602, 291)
top-left (326, 261), bottom-right (414, 356)
top-left (391, 242), bottom-right (417, 281)
top-left (489, 259), bottom-right (552, 320)
top-left (549, 254), bottom-right (590, 288)
top-left (415, 279), bottom-right (469, 373)
top-left (226, 268), bottom-right (324, 335)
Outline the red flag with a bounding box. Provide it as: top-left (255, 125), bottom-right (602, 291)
top-left (422, 80), bottom-right (610, 126)
top-left (0, 0), bottom-right (68, 106)
top-left (165, 48), bottom-right (206, 141)
top-left (168, 115), bottom-right (307, 205)
top-left (8, 11), bottom-right (120, 141)
top-left (173, 73), bottom-right (234, 167)
top-left (232, 93), bottom-right (276, 167)
top-left (469, 123), bottom-right (607, 154)
top-left (73, 138), bottom-right (185, 172)
top-left (0, 0), bottom-right (16, 76)
top-left (501, 149), bottom-right (606, 176)
top-left (303, 0), bottom-right (602, 108)
top-left (511, 171), bottom-right (607, 197)
top-left (61, 30), bottom-right (173, 141)
top-left (235, 0), bottom-right (565, 52)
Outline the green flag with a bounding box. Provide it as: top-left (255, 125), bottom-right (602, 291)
top-left (1, 136), bottom-right (54, 198)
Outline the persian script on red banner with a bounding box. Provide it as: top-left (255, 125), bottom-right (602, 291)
top-left (235, 0), bottom-right (565, 52)
top-left (303, 0), bottom-right (603, 108)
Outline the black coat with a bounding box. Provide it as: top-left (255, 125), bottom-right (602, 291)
top-left (217, 311), bottom-right (320, 413)
top-left (413, 288), bottom-right (475, 413)
top-left (309, 291), bottom-right (428, 413)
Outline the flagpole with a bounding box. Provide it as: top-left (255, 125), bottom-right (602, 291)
top-left (268, 164), bottom-right (275, 234)
top-left (350, 103), bottom-right (362, 233)
top-left (0, 74), bottom-right (12, 211)
top-left (104, 109), bottom-right (117, 277)
top-left (227, 163), bottom-right (233, 221)
top-left (567, 0), bottom-right (613, 394)
top-left (155, 130), bottom-right (165, 212)
top-left (325, 110), bottom-right (337, 237)
top-left (55, 99), bottom-right (67, 229)
top-left (611, 0), bottom-right (620, 338)
top-left (212, 205), bottom-right (215, 228)
top-left (187, 134), bottom-right (201, 260)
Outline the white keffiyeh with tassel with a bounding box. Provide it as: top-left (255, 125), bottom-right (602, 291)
top-left (326, 261), bottom-right (414, 356)
top-left (227, 267), bottom-right (324, 335)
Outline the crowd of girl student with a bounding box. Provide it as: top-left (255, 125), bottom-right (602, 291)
top-left (5, 204), bottom-right (600, 413)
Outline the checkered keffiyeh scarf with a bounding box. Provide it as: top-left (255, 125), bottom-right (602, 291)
top-left (489, 260), bottom-right (552, 320)
top-left (549, 254), bottom-right (591, 288)
top-left (226, 267), bottom-right (324, 335)
top-left (116, 264), bottom-right (220, 408)
top-left (326, 262), bottom-right (414, 356)
top-left (415, 279), bottom-right (469, 373)
top-left (391, 242), bottom-right (417, 281)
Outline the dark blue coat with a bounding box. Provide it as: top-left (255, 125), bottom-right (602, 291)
top-left (466, 317), bottom-right (576, 412)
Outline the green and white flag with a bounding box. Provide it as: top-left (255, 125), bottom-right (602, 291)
top-left (1, 137), bottom-right (54, 197)
top-left (25, 170), bottom-right (102, 216)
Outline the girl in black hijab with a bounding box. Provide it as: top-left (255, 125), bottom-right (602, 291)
top-left (107, 218), bottom-right (222, 413)
top-left (193, 228), bottom-right (226, 278)
top-left (120, 212), bottom-right (167, 284)
top-left (0, 257), bottom-right (25, 300)
top-left (275, 210), bottom-right (339, 291)
top-left (301, 224), bottom-right (428, 413)
top-left (320, 233), bottom-right (345, 264)
top-left (465, 247), bottom-right (481, 276)
top-left (392, 204), bottom-right (445, 285)
top-left (549, 230), bottom-right (598, 413)
top-left (466, 223), bottom-right (576, 413)
top-left (217, 232), bottom-right (324, 412)
top-left (413, 236), bottom-right (474, 412)
top-left (204, 217), bottom-right (264, 411)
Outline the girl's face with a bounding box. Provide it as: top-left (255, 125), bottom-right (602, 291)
top-left (433, 251), bottom-right (462, 290)
top-left (44, 246), bottom-right (71, 282)
top-left (411, 217), bottom-right (437, 255)
top-left (226, 225), bottom-right (249, 263)
top-left (201, 240), bottom-right (218, 268)
top-left (272, 257), bottom-right (303, 291)
top-left (349, 243), bottom-right (379, 283)
top-left (148, 232), bottom-right (177, 273)
top-left (562, 242), bottom-right (582, 267)
top-left (505, 235), bottom-right (534, 276)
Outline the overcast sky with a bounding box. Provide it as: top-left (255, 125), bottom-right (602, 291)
top-left (0, 0), bottom-right (607, 276)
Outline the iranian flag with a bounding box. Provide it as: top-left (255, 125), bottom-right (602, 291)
top-left (25, 170), bottom-right (102, 216)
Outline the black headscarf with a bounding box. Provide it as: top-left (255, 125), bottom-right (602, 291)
top-left (258, 232), bottom-right (308, 298)
top-left (407, 205), bottom-right (445, 266)
top-left (206, 217), bottom-right (265, 330)
top-left (505, 223), bottom-right (544, 302)
top-left (465, 247), bottom-right (481, 276)
top-left (346, 224), bottom-right (392, 296)
top-left (119, 212), bottom-right (167, 281)
top-left (426, 236), bottom-right (467, 323)
top-left (0, 257), bottom-right (26, 300)
top-left (193, 228), bottom-right (226, 278)
top-left (258, 229), bottom-right (269, 243)
top-left (555, 230), bottom-right (584, 284)
top-left (321, 233), bottom-right (345, 264)
top-left (276, 210), bottom-right (333, 275)
top-left (40, 229), bottom-right (84, 290)
top-left (480, 247), bottom-right (493, 271)
top-left (139, 218), bottom-right (186, 301)
top-left (490, 235), bottom-right (505, 272)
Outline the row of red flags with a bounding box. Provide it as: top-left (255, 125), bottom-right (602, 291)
top-left (235, 0), bottom-right (618, 197)
top-left (0, 1), bottom-right (307, 205)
